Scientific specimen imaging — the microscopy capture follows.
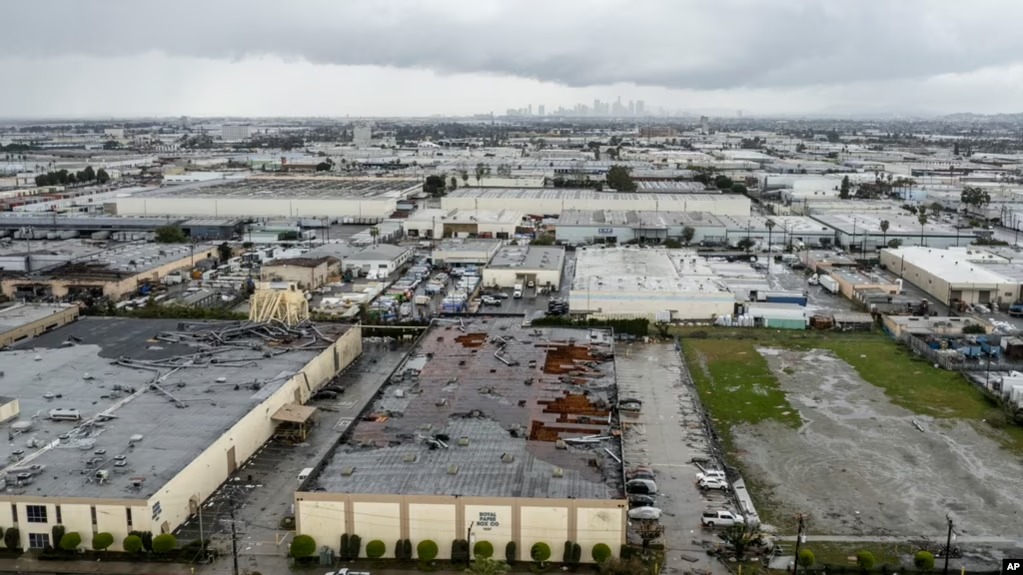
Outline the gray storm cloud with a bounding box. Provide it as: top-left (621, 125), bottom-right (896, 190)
top-left (5, 0), bottom-right (1023, 90)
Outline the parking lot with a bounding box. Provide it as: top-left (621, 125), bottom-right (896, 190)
top-left (178, 339), bottom-right (412, 573)
top-left (616, 342), bottom-right (733, 574)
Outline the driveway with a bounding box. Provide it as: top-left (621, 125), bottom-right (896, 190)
top-left (615, 342), bottom-right (733, 575)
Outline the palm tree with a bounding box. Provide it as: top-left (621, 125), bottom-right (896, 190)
top-left (879, 219), bottom-right (890, 250)
top-left (917, 206), bottom-right (928, 246)
top-left (765, 219), bottom-right (776, 272)
top-left (369, 227), bottom-right (380, 245)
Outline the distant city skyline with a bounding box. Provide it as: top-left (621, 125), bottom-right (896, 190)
top-left (1, 1), bottom-right (1022, 119)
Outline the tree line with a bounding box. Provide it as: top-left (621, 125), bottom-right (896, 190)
top-left (34, 165), bottom-right (110, 187)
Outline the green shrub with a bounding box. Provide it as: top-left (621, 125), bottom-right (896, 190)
top-left (856, 551), bottom-right (876, 571)
top-left (290, 535), bottom-right (316, 558)
top-left (140, 531), bottom-right (154, 552)
top-left (340, 533), bottom-right (351, 561)
top-left (591, 543), bottom-right (612, 563)
top-left (152, 534), bottom-right (177, 554)
top-left (123, 535), bottom-right (143, 554)
top-left (51, 526), bottom-right (66, 549)
top-left (570, 543), bottom-right (581, 564)
top-left (396, 539), bottom-right (406, 560)
top-left (91, 532), bottom-right (114, 551)
top-left (403, 539), bottom-right (412, 560)
top-left (798, 549), bottom-right (815, 568)
top-left (914, 550), bottom-right (935, 571)
top-left (452, 539), bottom-right (469, 563)
top-left (59, 532), bottom-right (81, 551)
top-left (349, 535), bottom-right (362, 560)
top-left (473, 540), bottom-right (494, 558)
top-left (563, 541), bottom-right (572, 563)
top-left (2, 527), bottom-right (16, 550)
top-left (505, 541), bottom-right (517, 563)
top-left (366, 540), bottom-right (386, 559)
top-left (417, 539), bottom-right (438, 562)
top-left (530, 542), bottom-right (551, 563)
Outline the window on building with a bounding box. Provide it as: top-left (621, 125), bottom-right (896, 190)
top-left (126, 507), bottom-right (133, 528)
top-left (27, 533), bottom-right (49, 549)
top-left (25, 505), bottom-right (47, 523)
top-left (90, 506), bottom-right (98, 526)
top-left (55, 505), bottom-right (62, 524)
top-left (10, 504), bottom-right (17, 523)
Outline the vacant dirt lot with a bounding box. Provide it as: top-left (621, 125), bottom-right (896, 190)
top-left (732, 348), bottom-right (1023, 536)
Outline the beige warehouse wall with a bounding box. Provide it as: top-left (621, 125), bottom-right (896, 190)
top-left (519, 506), bottom-right (568, 562)
top-left (261, 265), bottom-right (322, 289)
top-left (117, 197), bottom-right (397, 219)
top-left (146, 327), bottom-right (362, 536)
top-left (0, 398), bottom-right (21, 423)
top-left (569, 290), bottom-right (734, 320)
top-left (0, 305), bottom-right (78, 348)
top-left (352, 501), bottom-right (401, 556)
top-left (576, 507), bottom-right (624, 563)
top-left (464, 504), bottom-right (512, 557)
top-left (96, 504), bottom-right (144, 551)
top-left (409, 503), bottom-right (457, 559)
top-left (296, 500), bottom-right (345, 552)
top-left (59, 504), bottom-right (94, 548)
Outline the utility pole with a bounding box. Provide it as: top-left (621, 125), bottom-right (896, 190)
top-left (943, 515), bottom-right (953, 575)
top-left (791, 513), bottom-right (806, 575)
top-left (229, 495), bottom-right (240, 575)
top-left (466, 521), bottom-right (474, 567)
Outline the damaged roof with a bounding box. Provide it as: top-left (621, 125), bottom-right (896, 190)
top-left (311, 317), bottom-right (622, 499)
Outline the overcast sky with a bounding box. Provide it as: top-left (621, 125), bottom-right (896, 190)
top-left (3, 0), bottom-right (1022, 118)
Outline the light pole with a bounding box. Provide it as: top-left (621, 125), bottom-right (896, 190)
top-left (791, 513), bottom-right (806, 575)
top-left (466, 521), bottom-right (475, 567)
top-left (942, 514), bottom-right (954, 575)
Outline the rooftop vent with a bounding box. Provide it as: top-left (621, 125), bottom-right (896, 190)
top-left (500, 453), bottom-right (515, 464)
top-left (340, 467), bottom-right (355, 476)
top-left (402, 454), bottom-right (418, 463)
top-left (457, 437), bottom-right (470, 447)
top-left (552, 467), bottom-right (564, 478)
top-left (447, 465), bottom-right (459, 475)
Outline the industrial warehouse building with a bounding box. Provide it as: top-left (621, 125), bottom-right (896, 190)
top-left (881, 246), bottom-right (1023, 309)
top-left (810, 214), bottom-right (980, 251)
top-left (260, 256), bottom-right (340, 290)
top-left (430, 239), bottom-right (504, 266)
top-left (554, 210), bottom-right (726, 245)
top-left (441, 189), bottom-right (751, 217)
top-left (296, 318), bottom-right (626, 563)
top-left (481, 245), bottom-right (566, 290)
top-left (403, 209), bottom-right (526, 239)
top-left (114, 177), bottom-right (420, 221)
top-left (0, 317), bottom-right (361, 551)
top-left (569, 247), bottom-right (735, 320)
top-left (1, 242), bottom-right (219, 301)
top-left (0, 303), bottom-right (79, 348)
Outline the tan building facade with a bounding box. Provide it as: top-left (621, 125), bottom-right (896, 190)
top-left (260, 257), bottom-right (338, 290)
top-left (0, 303), bottom-right (79, 348)
top-left (295, 493), bottom-right (625, 563)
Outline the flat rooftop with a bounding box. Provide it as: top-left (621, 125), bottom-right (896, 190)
top-left (488, 246), bottom-right (565, 271)
top-left (445, 189), bottom-right (747, 204)
top-left (135, 177), bottom-right (420, 200)
top-left (30, 242), bottom-right (216, 279)
top-left (0, 303), bottom-right (75, 333)
top-left (812, 214), bottom-right (972, 236)
top-left (556, 210), bottom-right (725, 229)
top-left (635, 181), bottom-right (709, 193)
top-left (572, 246), bottom-right (727, 293)
top-left (433, 238), bottom-right (504, 254)
top-left (0, 214), bottom-right (185, 230)
top-left (1, 318), bottom-right (350, 499)
top-left (886, 246), bottom-right (1013, 285)
top-left (407, 209), bottom-right (525, 225)
top-left (311, 318), bottom-right (620, 499)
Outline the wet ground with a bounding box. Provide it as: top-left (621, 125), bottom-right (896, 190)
top-left (732, 348), bottom-right (1023, 537)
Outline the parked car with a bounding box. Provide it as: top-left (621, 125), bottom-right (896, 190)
top-left (628, 494), bottom-right (656, 508)
top-left (698, 477), bottom-right (729, 491)
top-left (481, 296), bottom-right (501, 306)
top-left (625, 478), bottom-right (657, 495)
top-left (627, 470), bottom-right (656, 481)
top-left (627, 507), bottom-right (662, 521)
top-left (696, 469), bottom-right (726, 482)
top-left (701, 509), bottom-right (745, 528)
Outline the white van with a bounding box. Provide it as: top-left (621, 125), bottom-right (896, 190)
top-left (298, 467), bottom-right (314, 483)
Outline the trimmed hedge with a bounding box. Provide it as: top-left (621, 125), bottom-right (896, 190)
top-left (592, 543), bottom-right (612, 563)
top-left (123, 535), bottom-right (143, 554)
top-left (290, 535), bottom-right (316, 558)
top-left (914, 551), bottom-right (935, 571)
top-left (366, 540), bottom-right (386, 559)
top-left (417, 539), bottom-right (439, 562)
top-left (59, 532), bottom-right (81, 551)
top-left (152, 534), bottom-right (177, 554)
top-left (505, 541), bottom-right (517, 564)
top-left (473, 540), bottom-right (494, 558)
top-left (530, 542), bottom-right (551, 563)
top-left (857, 551), bottom-right (876, 571)
top-left (92, 532), bottom-right (114, 551)
top-left (3, 528), bottom-right (17, 550)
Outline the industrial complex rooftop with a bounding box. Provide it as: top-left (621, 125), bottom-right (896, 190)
top-left (556, 209), bottom-right (725, 228)
top-left (444, 189), bottom-right (741, 203)
top-left (1, 318), bottom-right (351, 499)
top-left (311, 317), bottom-right (621, 499)
top-left (571, 246), bottom-right (726, 293)
top-left (134, 176), bottom-right (420, 200)
top-left (0, 303), bottom-right (76, 335)
top-left (488, 245), bottom-right (566, 271)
